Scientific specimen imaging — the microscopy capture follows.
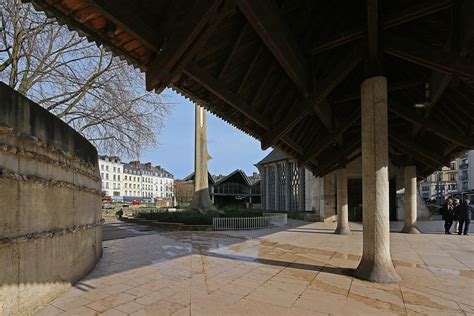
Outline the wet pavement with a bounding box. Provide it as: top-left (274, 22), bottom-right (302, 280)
top-left (35, 220), bottom-right (474, 315)
top-left (102, 218), bottom-right (169, 241)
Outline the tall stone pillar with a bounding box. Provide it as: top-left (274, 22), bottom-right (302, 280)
top-left (189, 105), bottom-right (217, 213)
top-left (335, 168), bottom-right (351, 235)
top-left (401, 166), bottom-right (420, 233)
top-left (355, 76), bottom-right (400, 283)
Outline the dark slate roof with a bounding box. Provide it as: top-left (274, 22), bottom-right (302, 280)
top-left (214, 169), bottom-right (250, 186)
top-left (182, 172), bottom-right (215, 185)
top-left (255, 150), bottom-right (290, 166)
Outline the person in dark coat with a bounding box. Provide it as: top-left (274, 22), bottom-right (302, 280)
top-left (441, 199), bottom-right (455, 234)
top-left (453, 199), bottom-right (460, 233)
top-left (456, 199), bottom-right (472, 235)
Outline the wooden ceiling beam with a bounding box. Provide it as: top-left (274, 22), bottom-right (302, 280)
top-left (300, 107), bottom-right (361, 165)
top-left (217, 23), bottom-right (249, 81)
top-left (367, 0), bottom-right (381, 75)
top-left (261, 47), bottom-right (362, 150)
top-left (233, 0), bottom-right (310, 96)
top-left (145, 0), bottom-right (223, 93)
top-left (237, 45), bottom-right (264, 94)
top-left (88, 0), bottom-right (157, 52)
top-left (388, 101), bottom-right (474, 147)
top-left (413, 1), bottom-right (474, 136)
top-left (183, 62), bottom-right (305, 156)
top-left (183, 62), bottom-right (269, 129)
top-left (334, 80), bottom-right (425, 104)
top-left (309, 0), bottom-right (453, 55)
top-left (390, 135), bottom-right (447, 168)
top-left (384, 35), bottom-right (474, 81)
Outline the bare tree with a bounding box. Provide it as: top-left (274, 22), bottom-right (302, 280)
top-left (0, 0), bottom-right (170, 156)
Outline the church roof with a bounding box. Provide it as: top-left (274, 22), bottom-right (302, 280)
top-left (255, 150), bottom-right (290, 166)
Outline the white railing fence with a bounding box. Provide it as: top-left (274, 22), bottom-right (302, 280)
top-left (213, 213), bottom-right (287, 231)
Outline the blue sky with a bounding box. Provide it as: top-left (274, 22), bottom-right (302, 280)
top-left (140, 89), bottom-right (271, 179)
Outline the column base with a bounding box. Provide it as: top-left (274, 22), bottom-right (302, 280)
top-left (334, 226), bottom-right (352, 235)
top-left (354, 258), bottom-right (401, 283)
top-left (400, 225), bottom-right (421, 234)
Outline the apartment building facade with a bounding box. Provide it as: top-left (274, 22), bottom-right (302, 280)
top-left (419, 150), bottom-right (474, 201)
top-left (98, 155), bottom-right (174, 200)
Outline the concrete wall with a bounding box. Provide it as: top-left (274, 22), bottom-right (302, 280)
top-left (0, 83), bottom-right (102, 315)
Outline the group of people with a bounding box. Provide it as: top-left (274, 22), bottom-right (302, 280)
top-left (441, 198), bottom-right (472, 235)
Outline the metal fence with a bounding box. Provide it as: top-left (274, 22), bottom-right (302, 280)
top-left (212, 213), bottom-right (287, 231)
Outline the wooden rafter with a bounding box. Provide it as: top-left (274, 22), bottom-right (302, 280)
top-left (182, 62), bottom-right (306, 156)
top-left (309, 0), bottom-right (453, 55)
top-left (88, 0), bottom-right (157, 52)
top-left (301, 107), bottom-right (360, 164)
top-left (388, 101), bottom-right (474, 147)
top-left (261, 46), bottom-right (362, 150)
top-left (384, 35), bottom-right (474, 81)
top-left (390, 135), bottom-right (447, 168)
top-left (233, 0), bottom-right (310, 96)
top-left (333, 80), bottom-right (425, 104)
top-left (237, 45), bottom-right (264, 94)
top-left (367, 0), bottom-right (381, 75)
top-left (145, 0), bottom-right (223, 92)
top-left (217, 23), bottom-right (249, 81)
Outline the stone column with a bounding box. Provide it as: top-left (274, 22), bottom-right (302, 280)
top-left (335, 168), bottom-right (351, 235)
top-left (401, 166), bottom-right (420, 233)
top-left (354, 76), bottom-right (400, 283)
top-left (189, 105), bottom-right (217, 213)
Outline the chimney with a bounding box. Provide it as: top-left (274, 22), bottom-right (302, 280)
top-left (130, 160), bottom-right (140, 168)
top-left (145, 162), bottom-right (152, 169)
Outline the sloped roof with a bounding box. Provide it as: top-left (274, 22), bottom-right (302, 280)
top-left (256, 150), bottom-right (290, 166)
top-left (214, 169), bottom-right (250, 186)
top-left (26, 0), bottom-right (474, 178)
top-left (182, 172), bottom-right (215, 185)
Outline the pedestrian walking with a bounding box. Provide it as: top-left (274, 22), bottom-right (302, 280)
top-left (457, 199), bottom-right (472, 235)
top-left (441, 199), bottom-right (455, 234)
top-left (453, 199), bottom-right (460, 233)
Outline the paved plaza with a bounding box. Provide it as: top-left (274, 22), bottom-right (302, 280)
top-left (35, 220), bottom-right (474, 315)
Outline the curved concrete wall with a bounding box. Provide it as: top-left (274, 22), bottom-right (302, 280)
top-left (0, 83), bottom-right (102, 315)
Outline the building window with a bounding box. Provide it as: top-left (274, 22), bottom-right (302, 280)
top-left (101, 165), bottom-right (104, 171)
top-left (118, 175), bottom-right (120, 181)
top-left (105, 182), bottom-right (109, 189)
top-left (113, 167), bottom-right (116, 172)
top-left (106, 174), bottom-right (109, 180)
top-left (106, 166), bottom-right (109, 171)
top-left (113, 174), bottom-right (116, 181)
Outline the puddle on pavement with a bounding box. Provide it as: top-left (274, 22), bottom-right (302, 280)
top-left (429, 266), bottom-right (474, 279)
top-left (392, 260), bottom-right (426, 268)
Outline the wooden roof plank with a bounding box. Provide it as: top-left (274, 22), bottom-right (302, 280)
top-left (385, 35), bottom-right (474, 81)
top-left (388, 101), bottom-right (474, 147)
top-left (309, 0), bottom-right (453, 55)
top-left (234, 0), bottom-right (310, 96)
top-left (261, 46), bottom-right (362, 150)
top-left (145, 0), bottom-right (223, 92)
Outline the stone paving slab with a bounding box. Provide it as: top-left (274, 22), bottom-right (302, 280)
top-left (34, 220), bottom-right (474, 315)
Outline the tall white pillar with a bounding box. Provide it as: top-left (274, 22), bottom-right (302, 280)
top-left (354, 76), bottom-right (400, 283)
top-left (335, 168), bottom-right (351, 235)
top-left (189, 105), bottom-right (216, 213)
top-left (401, 166), bottom-right (420, 233)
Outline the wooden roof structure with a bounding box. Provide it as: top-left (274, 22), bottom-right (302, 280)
top-left (27, 0), bottom-right (474, 177)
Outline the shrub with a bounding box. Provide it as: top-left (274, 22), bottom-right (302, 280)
top-left (136, 210), bottom-right (218, 225)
